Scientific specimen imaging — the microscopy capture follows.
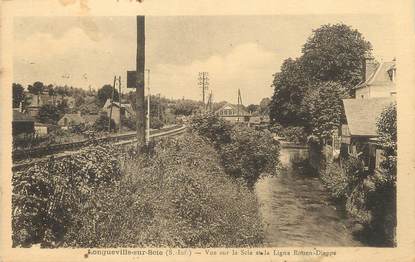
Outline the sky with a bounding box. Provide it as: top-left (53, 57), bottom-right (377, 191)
top-left (13, 15), bottom-right (396, 105)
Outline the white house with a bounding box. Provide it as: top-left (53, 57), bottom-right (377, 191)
top-left (354, 59), bottom-right (396, 99)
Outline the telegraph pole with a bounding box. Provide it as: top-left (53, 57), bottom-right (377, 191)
top-left (108, 75), bottom-right (117, 132)
top-left (118, 76), bottom-right (122, 133)
top-left (198, 72), bottom-right (209, 110)
top-left (157, 93), bottom-right (161, 121)
top-left (146, 69), bottom-right (150, 145)
top-left (136, 16), bottom-right (146, 150)
top-left (237, 89), bottom-right (242, 122)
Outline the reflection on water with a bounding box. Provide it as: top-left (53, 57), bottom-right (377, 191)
top-left (255, 148), bottom-right (361, 247)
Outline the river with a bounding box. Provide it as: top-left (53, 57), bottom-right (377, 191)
top-left (255, 147), bottom-right (361, 247)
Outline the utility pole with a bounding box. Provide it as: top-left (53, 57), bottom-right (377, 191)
top-left (157, 93), bottom-right (161, 121)
top-left (118, 76), bottom-right (122, 133)
top-left (146, 69), bottom-right (150, 145)
top-left (207, 91), bottom-right (213, 112)
top-left (237, 89), bottom-right (242, 123)
top-left (198, 72), bottom-right (209, 111)
top-left (108, 75), bottom-right (117, 132)
top-left (136, 16), bottom-right (146, 150)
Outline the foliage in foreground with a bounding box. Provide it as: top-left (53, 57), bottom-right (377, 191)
top-left (189, 114), bottom-right (280, 187)
top-left (62, 134), bottom-right (264, 247)
top-left (13, 134), bottom-right (265, 247)
top-left (12, 145), bottom-right (122, 247)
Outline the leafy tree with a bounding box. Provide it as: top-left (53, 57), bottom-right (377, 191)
top-left (304, 81), bottom-right (348, 142)
top-left (376, 102), bottom-right (397, 180)
top-left (246, 104), bottom-right (259, 114)
top-left (189, 113), bottom-right (232, 148)
top-left (172, 99), bottom-right (203, 116)
top-left (28, 81), bottom-right (44, 95)
top-left (269, 58), bottom-right (310, 127)
top-left (75, 96), bottom-right (85, 107)
top-left (220, 126), bottom-right (280, 188)
top-left (258, 97), bottom-right (271, 114)
top-left (93, 115), bottom-right (116, 132)
top-left (301, 23), bottom-right (373, 94)
top-left (38, 104), bottom-right (62, 124)
top-left (12, 83), bottom-right (25, 108)
top-left (97, 85), bottom-right (119, 107)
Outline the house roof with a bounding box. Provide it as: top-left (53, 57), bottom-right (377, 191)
top-left (103, 99), bottom-right (133, 111)
top-left (13, 110), bottom-right (35, 122)
top-left (59, 113), bottom-right (85, 124)
top-left (355, 61), bottom-right (396, 90)
top-left (343, 97), bottom-right (395, 137)
top-left (215, 103), bottom-right (250, 116)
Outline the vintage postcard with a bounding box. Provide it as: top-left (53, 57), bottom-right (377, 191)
top-left (1, 0), bottom-right (414, 261)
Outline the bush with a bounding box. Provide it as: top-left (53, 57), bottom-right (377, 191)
top-left (150, 117), bottom-right (164, 129)
top-left (62, 134), bottom-right (264, 247)
top-left (189, 114), bottom-right (280, 187)
top-left (93, 115), bottom-right (116, 132)
top-left (12, 145), bottom-right (121, 247)
top-left (321, 162), bottom-right (349, 200)
top-left (280, 126), bottom-right (307, 144)
top-left (220, 126), bottom-right (280, 188)
top-left (189, 113), bottom-right (232, 148)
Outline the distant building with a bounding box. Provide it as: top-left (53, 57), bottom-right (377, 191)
top-left (215, 103), bottom-right (250, 123)
top-left (354, 59), bottom-right (396, 99)
top-left (102, 99), bottom-right (135, 126)
top-left (341, 97), bottom-right (395, 171)
top-left (12, 109), bottom-right (35, 136)
top-left (25, 92), bottom-right (77, 117)
top-left (58, 112), bottom-right (85, 129)
top-left (58, 112), bottom-right (99, 129)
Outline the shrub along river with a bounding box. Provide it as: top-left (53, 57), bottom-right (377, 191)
top-left (255, 147), bottom-right (362, 246)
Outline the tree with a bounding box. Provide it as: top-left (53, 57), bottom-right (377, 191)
top-left (93, 115), bottom-right (116, 132)
top-left (269, 58), bottom-right (310, 127)
top-left (97, 85), bottom-right (119, 107)
top-left (259, 97), bottom-right (271, 114)
top-left (301, 23), bottom-right (373, 94)
top-left (363, 102), bottom-right (397, 246)
top-left (12, 83), bottom-right (25, 108)
top-left (38, 104), bottom-right (62, 124)
top-left (171, 99), bottom-right (202, 116)
top-left (376, 102), bottom-right (397, 184)
top-left (305, 81), bottom-right (348, 142)
top-left (28, 81), bottom-right (44, 95)
top-left (246, 104), bottom-right (259, 114)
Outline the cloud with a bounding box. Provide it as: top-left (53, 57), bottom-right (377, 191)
top-left (14, 27), bottom-right (135, 89)
top-left (151, 43), bottom-right (279, 104)
top-left (14, 28), bottom-right (279, 105)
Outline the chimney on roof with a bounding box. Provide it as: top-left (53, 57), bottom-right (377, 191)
top-left (362, 57), bottom-right (378, 82)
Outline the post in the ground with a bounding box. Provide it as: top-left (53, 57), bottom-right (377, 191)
top-left (136, 16), bottom-right (146, 151)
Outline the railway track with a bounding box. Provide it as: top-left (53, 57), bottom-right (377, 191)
top-left (12, 125), bottom-right (186, 172)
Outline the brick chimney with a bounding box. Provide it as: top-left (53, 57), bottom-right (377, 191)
top-left (362, 57), bottom-right (378, 82)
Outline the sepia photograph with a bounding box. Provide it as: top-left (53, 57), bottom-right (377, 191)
top-left (1, 1), bottom-right (414, 261)
top-left (9, 14), bottom-right (398, 249)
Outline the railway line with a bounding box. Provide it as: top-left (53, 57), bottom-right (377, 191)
top-left (12, 125), bottom-right (186, 172)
